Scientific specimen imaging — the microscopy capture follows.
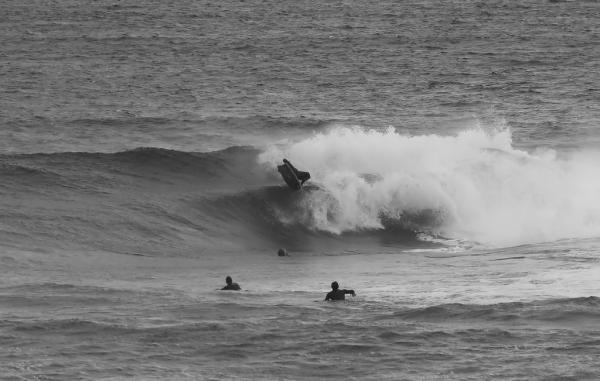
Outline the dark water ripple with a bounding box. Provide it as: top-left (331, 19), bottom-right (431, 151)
top-left (2, 1), bottom-right (600, 379)
top-left (2, 0), bottom-right (600, 152)
top-left (5, 296), bottom-right (600, 379)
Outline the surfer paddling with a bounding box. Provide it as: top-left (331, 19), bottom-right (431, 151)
top-left (325, 281), bottom-right (356, 301)
top-left (222, 276), bottom-right (241, 291)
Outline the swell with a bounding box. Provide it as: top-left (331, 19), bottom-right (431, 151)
top-left (0, 146), bottom-right (271, 254)
top-left (2, 318), bottom-right (228, 338)
top-left (0, 146), bottom-right (269, 192)
top-left (393, 296), bottom-right (600, 326)
top-left (2, 114), bottom-right (333, 154)
top-left (5, 297), bottom-right (599, 338)
top-left (0, 146), bottom-right (437, 254)
top-left (4, 127), bottom-right (598, 255)
top-left (65, 115), bottom-right (330, 132)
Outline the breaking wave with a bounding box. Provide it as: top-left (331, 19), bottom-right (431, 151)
top-left (2, 126), bottom-right (600, 255)
top-left (260, 126), bottom-right (600, 247)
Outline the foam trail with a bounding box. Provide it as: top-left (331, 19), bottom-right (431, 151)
top-left (259, 126), bottom-right (600, 247)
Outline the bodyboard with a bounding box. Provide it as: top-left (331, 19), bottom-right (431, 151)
top-left (277, 162), bottom-right (302, 190)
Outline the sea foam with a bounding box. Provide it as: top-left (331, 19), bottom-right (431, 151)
top-left (259, 126), bottom-right (600, 247)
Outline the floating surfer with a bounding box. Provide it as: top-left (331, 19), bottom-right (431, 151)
top-left (277, 158), bottom-right (311, 190)
top-left (221, 276), bottom-right (241, 291)
top-left (325, 281), bottom-right (356, 301)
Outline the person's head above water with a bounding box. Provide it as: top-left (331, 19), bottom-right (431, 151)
top-left (325, 281), bottom-right (355, 301)
top-left (222, 275), bottom-right (241, 290)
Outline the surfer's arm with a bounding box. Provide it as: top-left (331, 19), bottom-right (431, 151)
top-left (344, 289), bottom-right (356, 296)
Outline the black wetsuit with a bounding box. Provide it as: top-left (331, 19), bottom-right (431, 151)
top-left (325, 289), bottom-right (355, 301)
top-left (222, 283), bottom-right (241, 291)
top-left (283, 159), bottom-right (310, 185)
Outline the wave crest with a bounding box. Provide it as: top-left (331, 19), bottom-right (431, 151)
top-left (260, 126), bottom-right (600, 246)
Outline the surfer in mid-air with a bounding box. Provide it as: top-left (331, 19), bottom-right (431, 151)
top-left (277, 158), bottom-right (310, 190)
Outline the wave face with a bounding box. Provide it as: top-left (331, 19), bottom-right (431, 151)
top-left (2, 126), bottom-right (600, 256)
top-left (0, 144), bottom-right (425, 255)
top-left (260, 127), bottom-right (600, 247)
top-left (0, 146), bottom-right (273, 255)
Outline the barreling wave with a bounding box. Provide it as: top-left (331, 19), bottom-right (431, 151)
top-left (2, 125), bottom-right (600, 256)
top-left (0, 145), bottom-right (422, 254)
top-left (198, 185), bottom-right (427, 251)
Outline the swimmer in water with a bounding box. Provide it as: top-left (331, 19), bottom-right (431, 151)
top-left (325, 281), bottom-right (355, 301)
top-left (221, 276), bottom-right (241, 291)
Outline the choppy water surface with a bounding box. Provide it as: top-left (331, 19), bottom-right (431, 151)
top-left (2, 0), bottom-right (600, 379)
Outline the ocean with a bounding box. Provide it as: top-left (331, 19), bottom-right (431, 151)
top-left (2, 0), bottom-right (600, 379)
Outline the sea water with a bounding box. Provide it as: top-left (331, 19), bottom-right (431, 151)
top-left (2, 0), bottom-right (600, 380)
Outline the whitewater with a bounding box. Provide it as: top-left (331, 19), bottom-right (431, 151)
top-left (261, 127), bottom-right (600, 246)
top-left (2, 0), bottom-right (600, 380)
